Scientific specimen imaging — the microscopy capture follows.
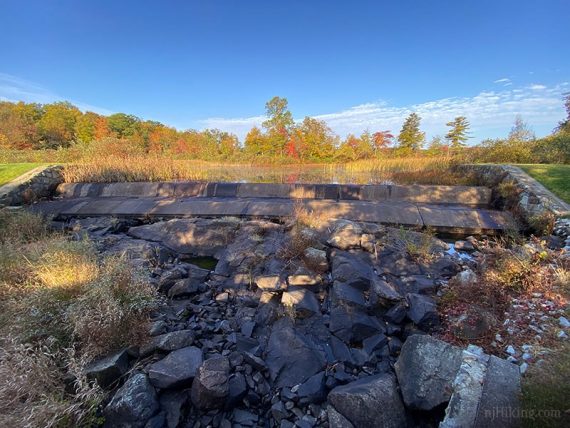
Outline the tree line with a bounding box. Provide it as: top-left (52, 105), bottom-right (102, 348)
top-left (0, 94), bottom-right (568, 163)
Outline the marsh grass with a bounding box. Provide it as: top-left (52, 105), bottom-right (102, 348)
top-left (0, 209), bottom-right (159, 427)
top-left (61, 155), bottom-right (467, 185)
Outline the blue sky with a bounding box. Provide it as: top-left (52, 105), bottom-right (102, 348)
top-left (1, 0), bottom-right (569, 143)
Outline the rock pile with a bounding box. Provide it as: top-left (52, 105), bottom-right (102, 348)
top-left (63, 216), bottom-right (521, 427)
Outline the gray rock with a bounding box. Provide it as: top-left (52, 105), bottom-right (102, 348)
top-left (330, 281), bottom-right (367, 309)
top-left (473, 355), bottom-right (522, 428)
top-left (167, 278), bottom-right (199, 298)
top-left (370, 277), bottom-right (402, 305)
top-left (297, 371), bottom-right (326, 404)
top-left (362, 333), bottom-right (388, 355)
top-left (150, 330), bottom-right (195, 354)
top-left (327, 374), bottom-right (406, 428)
top-left (255, 275), bottom-right (287, 291)
top-left (455, 240), bottom-right (475, 251)
top-left (232, 409), bottom-right (258, 426)
top-left (159, 390), bottom-right (189, 428)
top-left (148, 346), bottom-right (203, 389)
top-left (191, 356), bottom-right (230, 410)
top-left (394, 335), bottom-right (462, 411)
top-left (303, 247), bottom-right (329, 273)
top-left (330, 251), bottom-right (372, 290)
top-left (85, 348), bottom-right (130, 389)
top-left (265, 321), bottom-right (325, 387)
top-left (281, 287), bottom-right (320, 318)
top-left (327, 221), bottom-right (362, 250)
top-left (104, 373), bottom-right (159, 428)
top-left (327, 404), bottom-right (355, 428)
top-left (329, 306), bottom-right (384, 343)
top-left (128, 218), bottom-right (238, 256)
top-left (406, 293), bottom-right (439, 330)
top-left (226, 373), bottom-right (247, 409)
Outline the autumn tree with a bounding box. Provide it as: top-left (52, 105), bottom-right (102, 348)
top-left (262, 96), bottom-right (294, 157)
top-left (372, 130), bottom-right (394, 153)
top-left (38, 102), bottom-right (81, 148)
top-left (445, 116), bottom-right (470, 150)
top-left (244, 126), bottom-right (270, 157)
top-left (298, 117), bottom-right (335, 160)
top-left (107, 113), bottom-right (140, 138)
top-left (0, 101), bottom-right (43, 149)
top-left (397, 112), bottom-right (425, 154)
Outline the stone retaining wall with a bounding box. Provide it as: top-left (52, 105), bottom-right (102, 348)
top-left (56, 181), bottom-right (492, 206)
top-left (457, 164), bottom-right (570, 221)
top-left (0, 165), bottom-right (64, 206)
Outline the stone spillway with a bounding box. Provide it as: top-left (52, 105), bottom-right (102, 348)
top-left (31, 181), bottom-right (515, 234)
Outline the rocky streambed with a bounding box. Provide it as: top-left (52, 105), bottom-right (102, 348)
top-left (61, 216), bottom-right (525, 428)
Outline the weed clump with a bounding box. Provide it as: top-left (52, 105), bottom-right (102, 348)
top-left (0, 209), bottom-right (159, 427)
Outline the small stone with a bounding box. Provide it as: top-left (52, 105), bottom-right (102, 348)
top-left (519, 362), bottom-right (529, 375)
top-left (522, 353), bottom-right (532, 361)
top-left (215, 292), bottom-right (229, 303)
top-left (507, 356), bottom-right (518, 364)
top-left (506, 345), bottom-right (516, 356)
top-left (558, 330), bottom-right (568, 339)
top-left (85, 349), bottom-right (130, 389)
top-left (559, 316), bottom-right (570, 328)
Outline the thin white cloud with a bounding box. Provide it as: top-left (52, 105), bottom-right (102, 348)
top-left (0, 72), bottom-right (112, 115)
top-left (529, 83), bottom-right (546, 90)
top-left (494, 78), bottom-right (511, 84)
top-left (201, 83), bottom-right (567, 142)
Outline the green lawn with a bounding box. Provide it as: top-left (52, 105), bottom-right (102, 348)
top-left (518, 164), bottom-right (570, 204)
top-left (0, 163), bottom-right (45, 186)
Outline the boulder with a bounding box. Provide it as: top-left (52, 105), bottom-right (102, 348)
top-left (142, 330), bottom-right (195, 356)
top-left (369, 277), bottom-right (402, 306)
top-left (265, 321), bottom-right (325, 387)
top-left (330, 281), bottom-right (367, 309)
top-left (394, 335), bottom-right (462, 411)
top-left (167, 278), bottom-right (199, 298)
top-left (103, 373), bottom-right (159, 427)
top-left (329, 306), bottom-right (384, 343)
top-left (148, 346), bottom-right (203, 389)
top-left (281, 287), bottom-right (320, 318)
top-left (191, 356), bottom-right (230, 410)
top-left (330, 251), bottom-right (372, 290)
top-left (327, 221), bottom-right (363, 250)
top-left (327, 404), bottom-right (355, 428)
top-left (128, 218), bottom-right (238, 256)
top-left (327, 374), bottom-right (406, 428)
top-left (303, 247), bottom-right (329, 273)
top-left (473, 355), bottom-right (521, 428)
top-left (85, 348), bottom-right (130, 389)
top-left (406, 293), bottom-right (439, 330)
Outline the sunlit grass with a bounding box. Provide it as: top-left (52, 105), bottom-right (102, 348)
top-left (0, 163), bottom-right (45, 186)
top-left (518, 164), bottom-right (570, 203)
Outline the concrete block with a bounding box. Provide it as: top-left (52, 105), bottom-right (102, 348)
top-left (214, 182), bottom-right (239, 197)
top-left (339, 185), bottom-right (361, 200)
top-left (361, 185), bottom-right (389, 201)
top-left (237, 183), bottom-right (294, 198)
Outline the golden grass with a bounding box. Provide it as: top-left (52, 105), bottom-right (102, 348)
top-left (60, 154), bottom-right (467, 185)
top-left (0, 209), bottom-right (160, 427)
